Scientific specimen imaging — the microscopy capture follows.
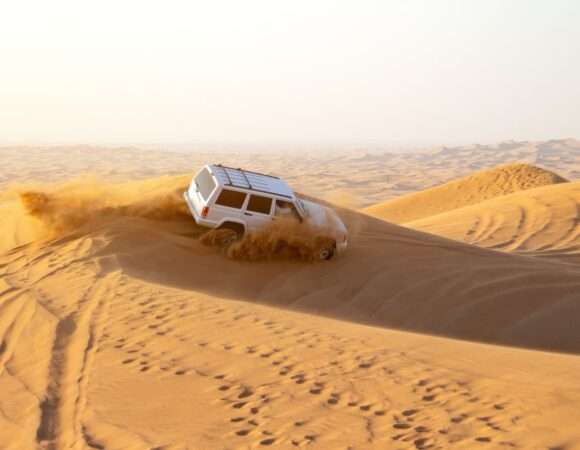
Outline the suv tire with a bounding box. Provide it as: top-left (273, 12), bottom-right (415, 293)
top-left (318, 247), bottom-right (334, 260)
top-left (217, 222), bottom-right (245, 246)
top-left (315, 236), bottom-right (336, 261)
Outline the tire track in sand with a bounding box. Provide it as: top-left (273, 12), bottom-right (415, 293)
top-left (36, 271), bottom-right (118, 450)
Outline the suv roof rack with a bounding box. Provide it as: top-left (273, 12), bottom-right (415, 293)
top-left (215, 164), bottom-right (280, 179)
top-left (210, 164), bottom-right (294, 199)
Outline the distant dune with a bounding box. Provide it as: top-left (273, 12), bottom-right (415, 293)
top-left (408, 181), bottom-right (580, 259)
top-left (2, 138), bottom-right (579, 206)
top-left (363, 164), bottom-right (568, 223)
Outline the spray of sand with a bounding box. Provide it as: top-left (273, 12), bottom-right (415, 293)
top-left (200, 218), bottom-right (337, 262)
top-left (9, 177), bottom-right (347, 262)
top-left (15, 177), bottom-right (191, 239)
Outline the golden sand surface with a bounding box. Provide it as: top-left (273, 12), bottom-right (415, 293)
top-left (0, 141), bottom-right (579, 449)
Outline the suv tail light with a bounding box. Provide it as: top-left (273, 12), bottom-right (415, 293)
top-left (201, 206), bottom-right (209, 218)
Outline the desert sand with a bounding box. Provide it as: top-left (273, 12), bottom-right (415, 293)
top-left (1, 141), bottom-right (580, 450)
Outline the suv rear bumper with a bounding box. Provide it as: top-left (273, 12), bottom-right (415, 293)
top-left (183, 191), bottom-right (215, 228)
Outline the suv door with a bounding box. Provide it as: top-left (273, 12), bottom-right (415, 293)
top-left (243, 194), bottom-right (274, 231)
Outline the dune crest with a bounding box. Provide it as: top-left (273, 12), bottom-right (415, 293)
top-left (363, 163), bottom-right (568, 223)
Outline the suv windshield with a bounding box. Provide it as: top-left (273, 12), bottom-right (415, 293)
top-left (296, 199), bottom-right (308, 217)
top-left (276, 200), bottom-right (303, 221)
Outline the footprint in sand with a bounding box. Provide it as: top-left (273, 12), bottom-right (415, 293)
top-left (309, 386), bottom-right (323, 395)
top-left (238, 387), bottom-right (254, 399)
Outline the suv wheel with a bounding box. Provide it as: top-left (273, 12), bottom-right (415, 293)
top-left (318, 247), bottom-right (334, 260)
top-left (314, 237), bottom-right (336, 261)
top-left (318, 248), bottom-right (334, 261)
top-left (221, 230), bottom-right (238, 246)
top-left (217, 222), bottom-right (245, 247)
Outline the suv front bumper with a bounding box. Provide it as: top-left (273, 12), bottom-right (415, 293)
top-left (336, 239), bottom-right (348, 254)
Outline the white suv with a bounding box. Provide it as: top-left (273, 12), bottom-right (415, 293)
top-left (183, 164), bottom-right (348, 260)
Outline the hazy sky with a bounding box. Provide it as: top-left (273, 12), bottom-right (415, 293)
top-left (1, 0), bottom-right (579, 147)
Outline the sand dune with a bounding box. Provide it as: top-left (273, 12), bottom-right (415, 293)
top-left (1, 155), bottom-right (580, 449)
top-left (363, 164), bottom-right (568, 223)
top-left (5, 175), bottom-right (579, 352)
top-left (409, 181), bottom-right (580, 259)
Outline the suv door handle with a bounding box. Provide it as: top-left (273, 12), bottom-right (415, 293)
top-left (244, 212), bottom-right (253, 216)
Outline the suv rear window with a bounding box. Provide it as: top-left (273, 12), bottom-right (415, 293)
top-left (215, 189), bottom-right (247, 209)
top-left (247, 195), bottom-right (273, 215)
top-left (195, 168), bottom-right (216, 200)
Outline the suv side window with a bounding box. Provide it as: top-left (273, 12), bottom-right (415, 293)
top-left (247, 195), bottom-right (273, 215)
top-left (215, 189), bottom-right (247, 209)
